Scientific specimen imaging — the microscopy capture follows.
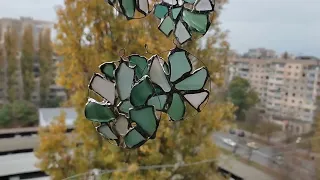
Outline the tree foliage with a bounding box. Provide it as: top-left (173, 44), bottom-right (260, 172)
top-left (242, 108), bottom-right (260, 135)
top-left (4, 26), bottom-right (19, 102)
top-left (0, 100), bottom-right (38, 128)
top-left (35, 0), bottom-right (235, 179)
top-left (0, 24), bottom-right (5, 102)
top-left (21, 24), bottom-right (35, 101)
top-left (39, 28), bottom-right (53, 106)
top-left (228, 76), bottom-right (259, 120)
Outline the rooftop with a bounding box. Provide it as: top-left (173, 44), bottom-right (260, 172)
top-left (38, 108), bottom-right (77, 127)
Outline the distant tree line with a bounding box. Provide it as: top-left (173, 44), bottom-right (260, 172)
top-left (0, 24), bottom-right (61, 128)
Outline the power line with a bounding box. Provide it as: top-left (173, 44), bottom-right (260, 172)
top-left (63, 157), bottom-right (222, 180)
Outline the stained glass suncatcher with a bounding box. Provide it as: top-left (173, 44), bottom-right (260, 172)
top-left (85, 48), bottom-right (210, 148)
top-left (154, 0), bottom-right (215, 44)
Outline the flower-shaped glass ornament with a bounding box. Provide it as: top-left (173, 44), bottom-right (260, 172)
top-left (147, 48), bottom-right (210, 121)
top-left (105, 0), bottom-right (150, 20)
top-left (84, 59), bottom-right (161, 149)
top-left (154, 0), bottom-right (215, 45)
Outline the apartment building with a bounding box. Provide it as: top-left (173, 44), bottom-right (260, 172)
top-left (0, 17), bottom-right (66, 106)
top-left (229, 57), bottom-right (320, 134)
top-left (243, 48), bottom-right (277, 59)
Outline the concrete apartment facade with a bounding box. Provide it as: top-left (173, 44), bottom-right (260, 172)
top-left (228, 57), bottom-right (320, 134)
top-left (0, 17), bottom-right (66, 105)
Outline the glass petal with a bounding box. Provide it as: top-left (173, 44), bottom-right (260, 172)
top-left (147, 94), bottom-right (168, 111)
top-left (137, 0), bottom-right (149, 15)
top-left (158, 57), bottom-right (170, 75)
top-left (154, 4), bottom-right (168, 19)
top-left (184, 90), bottom-right (209, 111)
top-left (115, 115), bottom-right (129, 136)
top-left (163, 0), bottom-right (177, 5)
top-left (130, 76), bottom-right (154, 106)
top-left (89, 74), bottom-right (115, 105)
top-left (129, 106), bottom-right (157, 136)
top-left (183, 0), bottom-right (196, 3)
top-left (194, 0), bottom-right (214, 11)
top-left (172, 7), bottom-right (182, 20)
top-left (159, 15), bottom-right (174, 36)
top-left (168, 49), bottom-right (192, 82)
top-left (116, 62), bottom-right (134, 100)
top-left (85, 98), bottom-right (115, 123)
top-left (99, 62), bottom-right (116, 80)
top-left (118, 100), bottom-right (133, 114)
top-left (129, 55), bottom-right (148, 79)
top-left (175, 67), bottom-right (208, 91)
top-left (97, 124), bottom-right (117, 140)
top-left (167, 93), bottom-right (185, 121)
top-left (119, 0), bottom-right (135, 19)
top-left (124, 129), bottom-right (146, 148)
top-left (149, 56), bottom-right (171, 92)
top-left (174, 21), bottom-right (191, 44)
top-left (182, 9), bottom-right (208, 34)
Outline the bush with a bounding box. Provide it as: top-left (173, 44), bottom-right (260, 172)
top-left (0, 105), bottom-right (11, 127)
top-left (0, 100), bottom-right (38, 128)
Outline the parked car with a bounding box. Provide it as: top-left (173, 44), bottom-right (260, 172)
top-left (272, 155), bottom-right (283, 165)
top-left (238, 131), bottom-right (245, 137)
top-left (247, 142), bottom-right (259, 150)
top-left (229, 129), bottom-right (236, 134)
top-left (223, 138), bottom-right (236, 147)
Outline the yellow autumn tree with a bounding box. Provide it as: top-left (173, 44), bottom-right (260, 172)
top-left (35, 0), bottom-right (234, 179)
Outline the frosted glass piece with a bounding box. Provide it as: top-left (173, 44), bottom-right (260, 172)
top-left (149, 56), bottom-right (171, 92)
top-left (175, 67), bottom-right (208, 91)
top-left (175, 21), bottom-right (191, 44)
top-left (184, 90), bottom-right (209, 110)
top-left (168, 50), bottom-right (192, 82)
top-left (138, 0), bottom-right (149, 14)
top-left (89, 74), bottom-right (115, 105)
top-left (97, 124), bottom-right (117, 139)
top-left (115, 115), bottom-right (129, 136)
top-left (116, 62), bottom-right (134, 100)
top-left (195, 0), bottom-right (214, 11)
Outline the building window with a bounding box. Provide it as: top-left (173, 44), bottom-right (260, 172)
top-left (299, 101), bottom-right (302, 104)
top-left (296, 66), bottom-right (299, 69)
top-left (266, 76), bottom-right (269, 79)
top-left (292, 100), bottom-right (295, 103)
top-left (289, 65), bottom-right (292, 68)
top-left (303, 73), bottom-right (306, 77)
top-left (285, 92), bottom-right (288, 96)
top-left (293, 93), bottom-right (296, 96)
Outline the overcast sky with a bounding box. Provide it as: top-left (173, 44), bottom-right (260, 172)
top-left (0, 0), bottom-right (319, 56)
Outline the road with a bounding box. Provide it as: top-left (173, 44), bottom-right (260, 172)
top-left (213, 132), bottom-right (271, 166)
top-left (0, 152), bottom-right (274, 180)
top-left (213, 132), bottom-right (316, 179)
